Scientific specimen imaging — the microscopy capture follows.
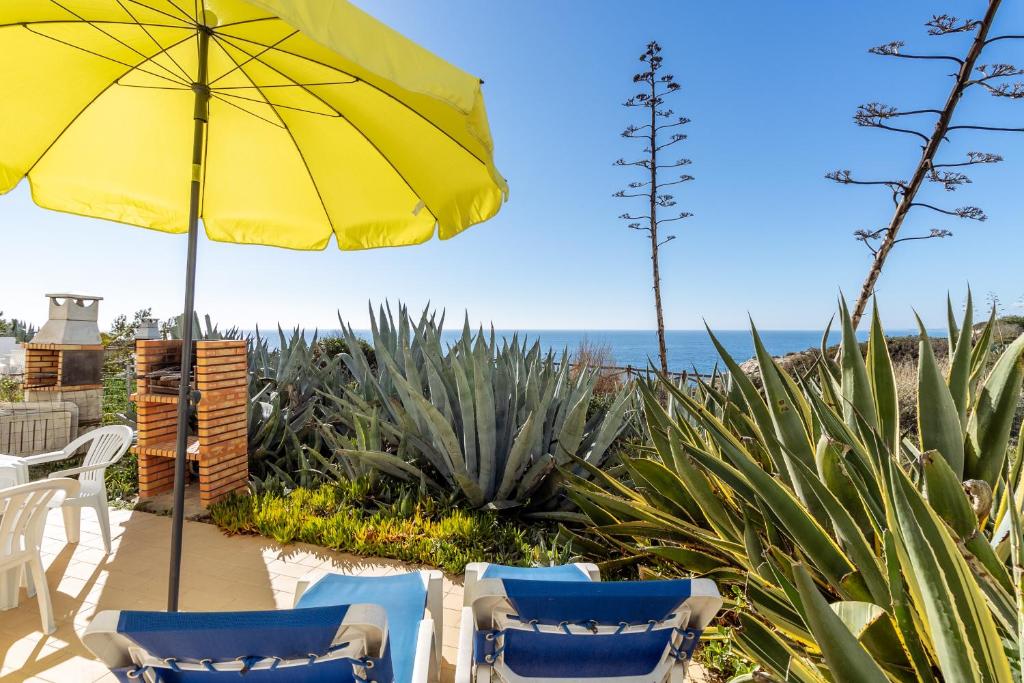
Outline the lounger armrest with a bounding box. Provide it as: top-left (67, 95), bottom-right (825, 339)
top-left (575, 562), bottom-right (601, 581)
top-left (410, 617), bottom-right (437, 683)
top-left (293, 568), bottom-right (327, 607)
top-left (454, 606), bottom-right (475, 683)
top-left (424, 569), bottom-right (443, 667)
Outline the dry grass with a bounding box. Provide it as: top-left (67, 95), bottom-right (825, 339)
top-left (571, 338), bottom-right (623, 395)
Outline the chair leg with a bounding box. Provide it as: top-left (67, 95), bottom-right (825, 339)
top-left (24, 563), bottom-right (36, 598)
top-left (93, 493), bottom-right (112, 554)
top-left (62, 505), bottom-right (81, 545)
top-left (0, 567), bottom-right (20, 610)
top-left (27, 555), bottom-right (55, 634)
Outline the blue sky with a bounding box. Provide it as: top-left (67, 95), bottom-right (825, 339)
top-left (2, 1), bottom-right (1023, 332)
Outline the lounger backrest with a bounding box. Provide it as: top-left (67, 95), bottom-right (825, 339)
top-left (470, 578), bottom-right (721, 682)
top-left (82, 604), bottom-right (392, 683)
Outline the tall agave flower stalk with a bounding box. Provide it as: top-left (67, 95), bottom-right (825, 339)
top-left (320, 304), bottom-right (635, 511)
top-left (567, 294), bottom-right (1024, 681)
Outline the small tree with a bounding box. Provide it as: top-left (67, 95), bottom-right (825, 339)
top-left (829, 3), bottom-right (1022, 327)
top-left (614, 41), bottom-right (693, 375)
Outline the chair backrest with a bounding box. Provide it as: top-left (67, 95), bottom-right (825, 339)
top-left (68, 425), bottom-right (132, 484)
top-left (0, 478), bottom-right (79, 558)
top-left (83, 604), bottom-right (393, 682)
top-left (470, 578), bottom-right (722, 682)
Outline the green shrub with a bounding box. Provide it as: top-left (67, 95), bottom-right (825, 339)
top-left (209, 479), bottom-right (564, 574)
top-left (0, 375), bottom-right (22, 402)
top-left (568, 293), bottom-right (1024, 681)
top-left (317, 335), bottom-right (376, 371)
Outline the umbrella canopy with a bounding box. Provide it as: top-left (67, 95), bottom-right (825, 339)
top-left (0, 0), bottom-right (507, 247)
top-left (1, 0), bottom-right (506, 609)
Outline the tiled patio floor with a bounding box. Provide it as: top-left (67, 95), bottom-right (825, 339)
top-left (0, 505), bottom-right (710, 682)
top-left (0, 506), bottom-right (467, 682)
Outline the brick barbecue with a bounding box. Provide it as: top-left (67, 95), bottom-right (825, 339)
top-left (23, 293), bottom-right (105, 426)
top-left (133, 339), bottom-right (248, 507)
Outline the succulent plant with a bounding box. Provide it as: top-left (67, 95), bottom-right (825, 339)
top-left (319, 304), bottom-right (636, 511)
top-left (567, 293), bottom-right (1024, 681)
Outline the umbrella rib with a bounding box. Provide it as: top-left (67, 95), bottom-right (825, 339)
top-left (123, 0), bottom-right (194, 26)
top-left (208, 93), bottom-right (285, 128)
top-left (210, 40), bottom-right (336, 235)
top-left (0, 20), bottom-right (188, 30)
top-left (207, 29), bottom-right (299, 87)
top-left (214, 89), bottom-right (339, 117)
top-left (22, 24), bottom-right (191, 88)
top-left (213, 31), bottom-right (494, 172)
top-left (115, 0), bottom-right (192, 83)
top-left (215, 80), bottom-right (357, 89)
top-left (212, 33), bottom-right (441, 225)
top-left (23, 32), bottom-right (196, 179)
top-left (44, 0), bottom-right (192, 86)
top-left (215, 16), bottom-right (278, 29)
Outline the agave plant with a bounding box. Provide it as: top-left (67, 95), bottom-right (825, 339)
top-left (567, 293), bottom-right (1024, 681)
top-left (247, 327), bottom-right (349, 488)
top-left (320, 304), bottom-right (636, 511)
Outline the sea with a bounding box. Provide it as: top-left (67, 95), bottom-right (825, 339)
top-left (252, 327), bottom-right (926, 375)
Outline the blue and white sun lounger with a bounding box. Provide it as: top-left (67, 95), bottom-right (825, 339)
top-left (456, 563), bottom-right (721, 683)
top-left (83, 570), bottom-right (442, 683)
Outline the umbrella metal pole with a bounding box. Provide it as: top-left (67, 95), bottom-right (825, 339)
top-left (167, 24), bottom-right (211, 612)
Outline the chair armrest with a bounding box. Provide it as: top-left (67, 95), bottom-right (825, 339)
top-left (19, 450), bottom-right (70, 466)
top-left (47, 462), bottom-right (109, 479)
top-left (409, 617), bottom-right (437, 683)
top-left (454, 607), bottom-right (475, 683)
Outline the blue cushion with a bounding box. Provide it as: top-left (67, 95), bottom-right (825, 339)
top-left (115, 606), bottom-right (366, 682)
top-left (296, 573), bottom-right (427, 683)
top-left (502, 578), bottom-right (693, 625)
top-left (118, 606), bottom-right (349, 660)
top-left (501, 629), bottom-right (672, 678)
top-left (480, 564), bottom-right (590, 582)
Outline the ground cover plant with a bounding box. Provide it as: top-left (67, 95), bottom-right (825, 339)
top-left (209, 477), bottom-right (567, 574)
top-left (567, 293), bottom-right (1024, 681)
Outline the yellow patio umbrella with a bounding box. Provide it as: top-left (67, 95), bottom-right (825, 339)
top-left (0, 0), bottom-right (507, 610)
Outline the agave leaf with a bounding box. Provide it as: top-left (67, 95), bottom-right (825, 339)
top-left (839, 298), bottom-right (878, 432)
top-left (644, 545), bottom-right (728, 574)
top-left (791, 563), bottom-right (889, 682)
top-left (495, 411), bottom-right (541, 501)
top-left (948, 292), bottom-right (974, 428)
top-left (704, 325), bottom-right (790, 481)
top-left (553, 388), bottom-right (591, 463)
top-left (966, 332), bottom-right (1024, 487)
top-left (789, 455), bottom-right (888, 605)
top-left (969, 305), bottom-right (997, 389)
top-left (663, 433), bottom-right (742, 542)
top-left (733, 612), bottom-right (826, 683)
top-left (584, 388), bottom-right (632, 462)
top-left (472, 336), bottom-right (497, 498)
top-left (451, 356), bottom-right (478, 480)
top-left (915, 317), bottom-right (966, 478)
top-left (750, 323), bottom-right (822, 521)
top-left (885, 457), bottom-right (1011, 682)
top-left (866, 302), bottom-right (899, 453)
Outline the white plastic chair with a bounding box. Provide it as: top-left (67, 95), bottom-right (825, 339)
top-left (0, 478), bottom-right (79, 633)
top-left (36, 426), bottom-right (132, 554)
